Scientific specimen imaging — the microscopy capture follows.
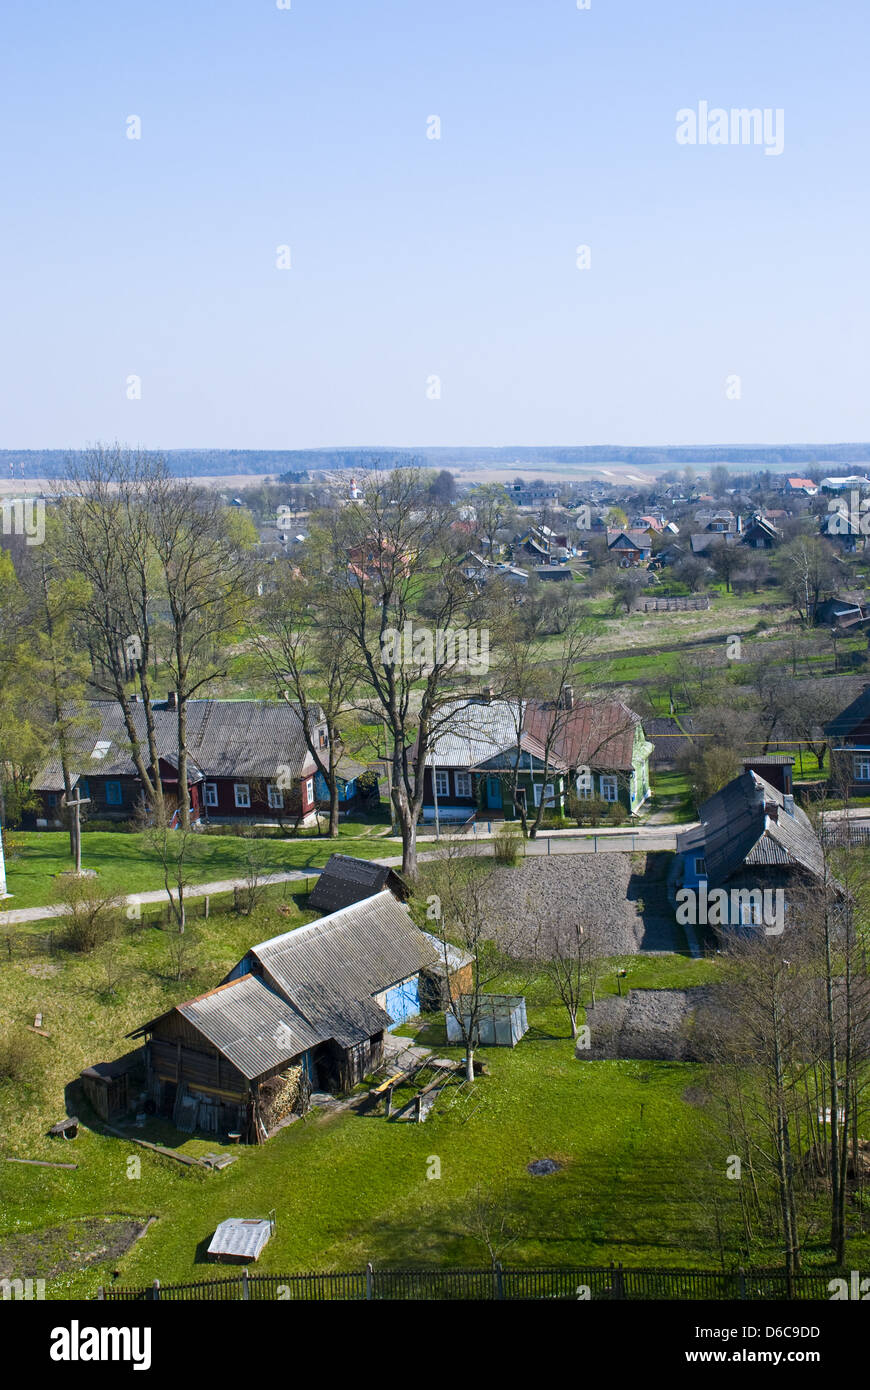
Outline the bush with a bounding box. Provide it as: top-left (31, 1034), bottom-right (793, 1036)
top-left (492, 824), bottom-right (522, 865)
top-left (57, 875), bottom-right (123, 953)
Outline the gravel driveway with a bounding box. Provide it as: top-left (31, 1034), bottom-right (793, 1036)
top-left (481, 851), bottom-right (684, 957)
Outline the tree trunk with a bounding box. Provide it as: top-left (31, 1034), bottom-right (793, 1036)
top-left (465, 1046), bottom-right (474, 1083)
top-left (329, 779), bottom-right (340, 838)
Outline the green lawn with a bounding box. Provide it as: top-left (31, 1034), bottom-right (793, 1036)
top-left (2, 826), bottom-right (395, 911)
top-left (2, 901), bottom-right (866, 1297)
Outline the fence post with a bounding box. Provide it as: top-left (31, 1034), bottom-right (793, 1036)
top-left (494, 1260), bottom-right (504, 1300)
top-left (151, 1279), bottom-right (160, 1302)
top-left (97, 1286), bottom-right (105, 1300)
top-left (204, 895), bottom-right (209, 919)
top-left (241, 1268), bottom-right (250, 1301)
top-left (738, 1267), bottom-right (747, 1300)
top-left (366, 1261), bottom-right (374, 1301)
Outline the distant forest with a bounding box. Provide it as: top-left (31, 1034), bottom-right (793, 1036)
top-left (3, 444), bottom-right (870, 480)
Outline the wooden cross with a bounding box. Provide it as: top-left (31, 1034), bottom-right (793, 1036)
top-left (64, 791), bottom-right (91, 874)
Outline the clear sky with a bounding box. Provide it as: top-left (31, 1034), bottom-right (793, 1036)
top-left (1, 0), bottom-right (867, 451)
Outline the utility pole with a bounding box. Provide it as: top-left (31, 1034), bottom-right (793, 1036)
top-left (63, 791), bottom-right (91, 874)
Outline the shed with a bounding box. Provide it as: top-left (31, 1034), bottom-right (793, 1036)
top-left (207, 1217), bottom-right (273, 1263)
top-left (308, 854), bottom-right (409, 913)
top-left (446, 994), bottom-right (528, 1047)
top-left (79, 1048), bottom-right (144, 1121)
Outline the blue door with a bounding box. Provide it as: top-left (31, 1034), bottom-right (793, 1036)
top-left (382, 976), bottom-right (420, 1030)
top-left (485, 777), bottom-right (502, 809)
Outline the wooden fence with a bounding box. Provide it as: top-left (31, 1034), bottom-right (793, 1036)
top-left (639, 596), bottom-right (711, 612)
top-left (100, 1262), bottom-right (846, 1302)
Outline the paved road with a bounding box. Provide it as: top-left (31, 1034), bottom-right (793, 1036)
top-left (0, 823), bottom-right (698, 926)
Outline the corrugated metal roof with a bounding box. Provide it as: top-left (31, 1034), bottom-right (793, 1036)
top-left (425, 698), bottom-right (523, 768)
top-left (249, 892), bottom-right (440, 1046)
top-left (33, 699), bottom-right (324, 788)
top-left (176, 974), bottom-right (323, 1079)
top-left (208, 1218), bottom-right (272, 1260)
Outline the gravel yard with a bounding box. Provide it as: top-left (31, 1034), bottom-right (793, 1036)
top-left (481, 851), bottom-right (684, 957)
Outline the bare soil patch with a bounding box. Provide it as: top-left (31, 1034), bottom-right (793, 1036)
top-left (481, 852), bottom-right (683, 956)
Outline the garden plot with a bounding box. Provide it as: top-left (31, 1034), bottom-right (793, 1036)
top-left (481, 852), bottom-right (685, 956)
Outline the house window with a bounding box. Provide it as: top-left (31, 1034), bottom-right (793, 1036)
top-left (454, 771), bottom-right (472, 799)
top-left (694, 857), bottom-right (707, 878)
top-left (853, 756), bottom-right (870, 781)
top-left (576, 771), bottom-right (593, 799)
top-left (78, 779), bottom-right (89, 799)
top-left (737, 898), bottom-right (763, 927)
top-left (318, 728), bottom-right (328, 750)
top-left (600, 775), bottom-right (618, 802)
top-left (533, 782), bottom-right (555, 807)
top-left (203, 782), bottom-right (218, 808)
top-left (267, 784), bottom-right (284, 809)
top-left (305, 778), bottom-right (314, 805)
top-left (234, 783), bottom-right (251, 809)
top-left (434, 770), bottom-right (450, 798)
top-left (105, 781), bottom-right (122, 806)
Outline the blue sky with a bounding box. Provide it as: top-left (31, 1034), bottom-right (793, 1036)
top-left (1, 0), bottom-right (867, 450)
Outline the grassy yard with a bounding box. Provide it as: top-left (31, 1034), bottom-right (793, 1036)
top-left (2, 825), bottom-right (395, 911)
top-left (2, 895), bottom-right (867, 1296)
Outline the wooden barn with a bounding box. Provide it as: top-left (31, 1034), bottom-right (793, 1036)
top-left (130, 974), bottom-right (323, 1143)
top-left (130, 892), bottom-right (469, 1141)
top-left (308, 854), bottom-right (408, 913)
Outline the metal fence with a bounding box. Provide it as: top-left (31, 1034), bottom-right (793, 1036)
top-left (100, 1262), bottom-right (846, 1302)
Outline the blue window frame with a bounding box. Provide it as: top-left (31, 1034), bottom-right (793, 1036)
top-left (105, 781), bottom-right (123, 806)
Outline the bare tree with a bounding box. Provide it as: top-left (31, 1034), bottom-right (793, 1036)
top-left (149, 479), bottom-right (255, 828)
top-left (321, 468), bottom-right (484, 875)
top-left (534, 917), bottom-right (603, 1038)
top-left (251, 558), bottom-right (359, 837)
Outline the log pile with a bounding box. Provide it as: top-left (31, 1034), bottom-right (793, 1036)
top-left (258, 1064), bottom-right (305, 1128)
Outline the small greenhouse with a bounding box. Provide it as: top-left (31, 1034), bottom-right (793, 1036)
top-left (446, 994), bottom-right (528, 1048)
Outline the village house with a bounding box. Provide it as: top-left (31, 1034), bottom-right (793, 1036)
top-left (740, 515), bottom-right (780, 549)
top-left (29, 698), bottom-right (337, 827)
top-left (675, 770), bottom-right (826, 931)
top-left (606, 529), bottom-right (653, 566)
top-left (419, 692), bottom-right (652, 821)
top-left (130, 891), bottom-right (473, 1141)
top-left (824, 685), bottom-right (870, 796)
top-left (814, 595), bottom-right (870, 631)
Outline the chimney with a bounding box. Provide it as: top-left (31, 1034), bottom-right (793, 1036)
top-left (563, 685), bottom-right (575, 710)
top-left (737, 514), bottom-right (743, 533)
top-left (783, 794), bottom-right (795, 818)
top-left (167, 691), bottom-right (178, 710)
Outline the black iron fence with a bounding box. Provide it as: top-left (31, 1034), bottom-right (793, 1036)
top-left (100, 1262), bottom-right (848, 1302)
